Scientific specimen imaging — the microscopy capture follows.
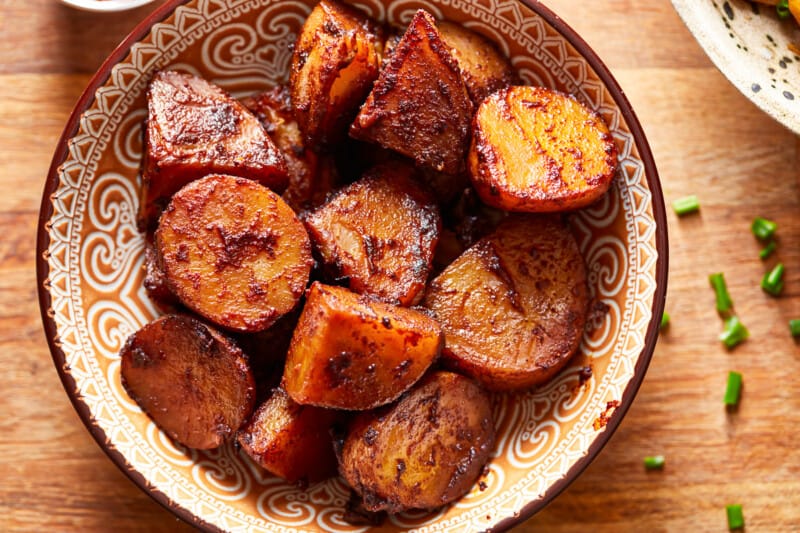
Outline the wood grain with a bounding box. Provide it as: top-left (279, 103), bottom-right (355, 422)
top-left (1, 0), bottom-right (798, 532)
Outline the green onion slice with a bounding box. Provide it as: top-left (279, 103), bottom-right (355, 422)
top-left (761, 263), bottom-right (785, 296)
top-left (660, 312), bottom-right (670, 330)
top-left (644, 455), bottom-right (665, 470)
top-left (751, 217), bottom-right (777, 241)
top-left (726, 504), bottom-right (744, 530)
top-left (720, 316), bottom-right (749, 349)
top-left (724, 371), bottom-right (743, 406)
top-left (790, 319), bottom-right (800, 338)
top-left (778, 0), bottom-right (791, 19)
top-left (759, 241), bottom-right (777, 260)
top-left (709, 273), bottom-right (733, 314)
top-left (672, 195), bottom-right (700, 216)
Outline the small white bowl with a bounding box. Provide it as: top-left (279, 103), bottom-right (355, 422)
top-left (60, 0), bottom-right (157, 12)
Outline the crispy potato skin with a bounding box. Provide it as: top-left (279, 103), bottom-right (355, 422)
top-left (350, 10), bottom-right (473, 175)
top-left (338, 371), bottom-right (494, 513)
top-left (437, 21), bottom-right (517, 105)
top-left (141, 71), bottom-right (288, 230)
top-left (290, 0), bottom-right (384, 148)
top-left (469, 86), bottom-right (618, 213)
top-left (304, 163), bottom-right (441, 306)
top-left (120, 314), bottom-right (256, 449)
top-left (156, 175), bottom-right (313, 332)
top-left (143, 234), bottom-right (181, 312)
top-left (283, 283), bottom-right (442, 410)
top-left (424, 215), bottom-right (589, 391)
top-left (237, 387), bottom-right (340, 483)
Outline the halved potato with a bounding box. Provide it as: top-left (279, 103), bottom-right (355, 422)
top-left (120, 314), bottom-right (256, 450)
top-left (338, 371), bottom-right (494, 513)
top-left (156, 175), bottom-right (313, 332)
top-left (290, 0), bottom-right (384, 148)
top-left (304, 162), bottom-right (441, 306)
top-left (469, 86), bottom-right (618, 212)
top-left (141, 70), bottom-right (288, 230)
top-left (350, 9), bottom-right (473, 175)
top-left (143, 233), bottom-right (180, 312)
top-left (424, 215), bottom-right (589, 391)
top-left (283, 282), bottom-right (442, 410)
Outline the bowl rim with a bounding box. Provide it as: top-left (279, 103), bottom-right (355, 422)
top-left (36, 0), bottom-right (668, 531)
top-left (59, 0), bottom-right (158, 13)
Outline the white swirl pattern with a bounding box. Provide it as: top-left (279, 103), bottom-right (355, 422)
top-left (43, 0), bottom-right (660, 531)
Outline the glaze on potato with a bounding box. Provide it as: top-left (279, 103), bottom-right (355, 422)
top-left (350, 9), bottom-right (473, 175)
top-left (304, 162), bottom-right (440, 306)
top-left (469, 86), bottom-right (618, 213)
top-left (424, 215), bottom-right (589, 391)
top-left (156, 175), bottom-right (313, 332)
top-left (283, 282), bottom-right (442, 410)
top-left (141, 70), bottom-right (288, 229)
top-left (338, 371), bottom-right (494, 513)
top-left (120, 314), bottom-right (256, 450)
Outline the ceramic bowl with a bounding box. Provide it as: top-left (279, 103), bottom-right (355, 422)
top-left (37, 0), bottom-right (667, 530)
top-left (671, 0), bottom-right (800, 134)
top-left (60, 0), bottom-right (158, 13)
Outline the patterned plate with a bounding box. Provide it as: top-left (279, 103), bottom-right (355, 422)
top-left (671, 0), bottom-right (800, 134)
top-left (37, 1), bottom-right (667, 531)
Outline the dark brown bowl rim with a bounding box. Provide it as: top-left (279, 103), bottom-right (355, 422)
top-left (36, 1), bottom-right (668, 531)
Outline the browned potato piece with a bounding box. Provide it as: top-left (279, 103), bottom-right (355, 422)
top-left (156, 175), bottom-right (313, 332)
top-left (338, 371), bottom-right (494, 513)
top-left (304, 163), bottom-right (440, 306)
top-left (437, 20), bottom-right (517, 105)
top-left (424, 215), bottom-right (588, 391)
top-left (350, 9), bottom-right (473, 175)
top-left (290, 0), bottom-right (384, 147)
top-left (237, 387), bottom-right (340, 483)
top-left (143, 234), bottom-right (180, 312)
top-left (120, 314), bottom-right (256, 449)
top-left (242, 86), bottom-right (338, 213)
top-left (469, 86), bottom-right (618, 213)
top-left (283, 282), bottom-right (442, 410)
top-left (141, 71), bottom-right (288, 230)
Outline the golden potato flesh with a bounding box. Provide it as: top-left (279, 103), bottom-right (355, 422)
top-left (282, 282), bottom-right (442, 410)
top-left (120, 314), bottom-right (256, 450)
top-left (437, 20), bottom-right (517, 105)
top-left (338, 371), bottom-right (494, 513)
top-left (156, 175), bottom-right (312, 332)
top-left (237, 387), bottom-right (340, 484)
top-left (424, 215), bottom-right (589, 391)
top-left (304, 162), bottom-right (440, 306)
top-left (290, 0), bottom-right (384, 148)
top-left (469, 86), bottom-right (618, 213)
top-left (350, 9), bottom-right (473, 175)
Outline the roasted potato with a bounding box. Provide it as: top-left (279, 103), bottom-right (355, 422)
top-left (437, 20), bottom-right (517, 105)
top-left (424, 215), bottom-right (589, 391)
top-left (242, 86), bottom-right (338, 213)
top-left (350, 9), bottom-right (473, 175)
top-left (141, 70), bottom-right (288, 230)
top-left (143, 233), bottom-right (180, 312)
top-left (283, 282), bottom-right (442, 410)
top-left (304, 162), bottom-right (441, 306)
top-left (338, 371), bottom-right (494, 513)
top-left (156, 175), bottom-right (313, 332)
top-left (469, 86), bottom-right (618, 213)
top-left (237, 387), bottom-right (340, 484)
top-left (120, 314), bottom-right (256, 449)
top-left (290, 0), bottom-right (384, 148)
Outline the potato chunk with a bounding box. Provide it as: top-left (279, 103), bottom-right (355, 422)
top-left (283, 282), bottom-right (442, 410)
top-left (437, 21), bottom-right (517, 105)
top-left (350, 9), bottom-right (473, 175)
top-left (469, 86), bottom-right (618, 213)
top-left (304, 163), bottom-right (440, 306)
top-left (338, 371), bottom-right (494, 513)
top-left (120, 314), bottom-right (256, 450)
top-left (141, 71), bottom-right (288, 229)
top-left (237, 387), bottom-right (340, 483)
top-left (424, 215), bottom-right (588, 391)
top-left (156, 175), bottom-right (313, 332)
top-left (290, 0), bottom-right (384, 148)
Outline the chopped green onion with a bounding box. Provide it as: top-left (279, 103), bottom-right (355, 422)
top-left (761, 263), bottom-right (785, 296)
top-left (790, 319), bottom-right (800, 338)
top-left (643, 455), bottom-right (665, 470)
top-left (672, 195), bottom-right (700, 216)
top-left (777, 0), bottom-right (791, 19)
top-left (726, 504), bottom-right (745, 530)
top-left (720, 316), bottom-right (749, 349)
top-left (709, 273), bottom-right (733, 314)
top-left (759, 241), bottom-right (777, 260)
top-left (724, 371), bottom-right (743, 406)
top-left (660, 312), bottom-right (670, 330)
top-left (751, 217), bottom-right (777, 240)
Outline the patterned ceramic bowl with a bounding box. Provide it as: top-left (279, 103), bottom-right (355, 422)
top-left (37, 1), bottom-right (667, 531)
top-left (671, 0), bottom-right (800, 134)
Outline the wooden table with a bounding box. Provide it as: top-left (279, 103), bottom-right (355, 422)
top-left (2, 1), bottom-right (798, 531)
